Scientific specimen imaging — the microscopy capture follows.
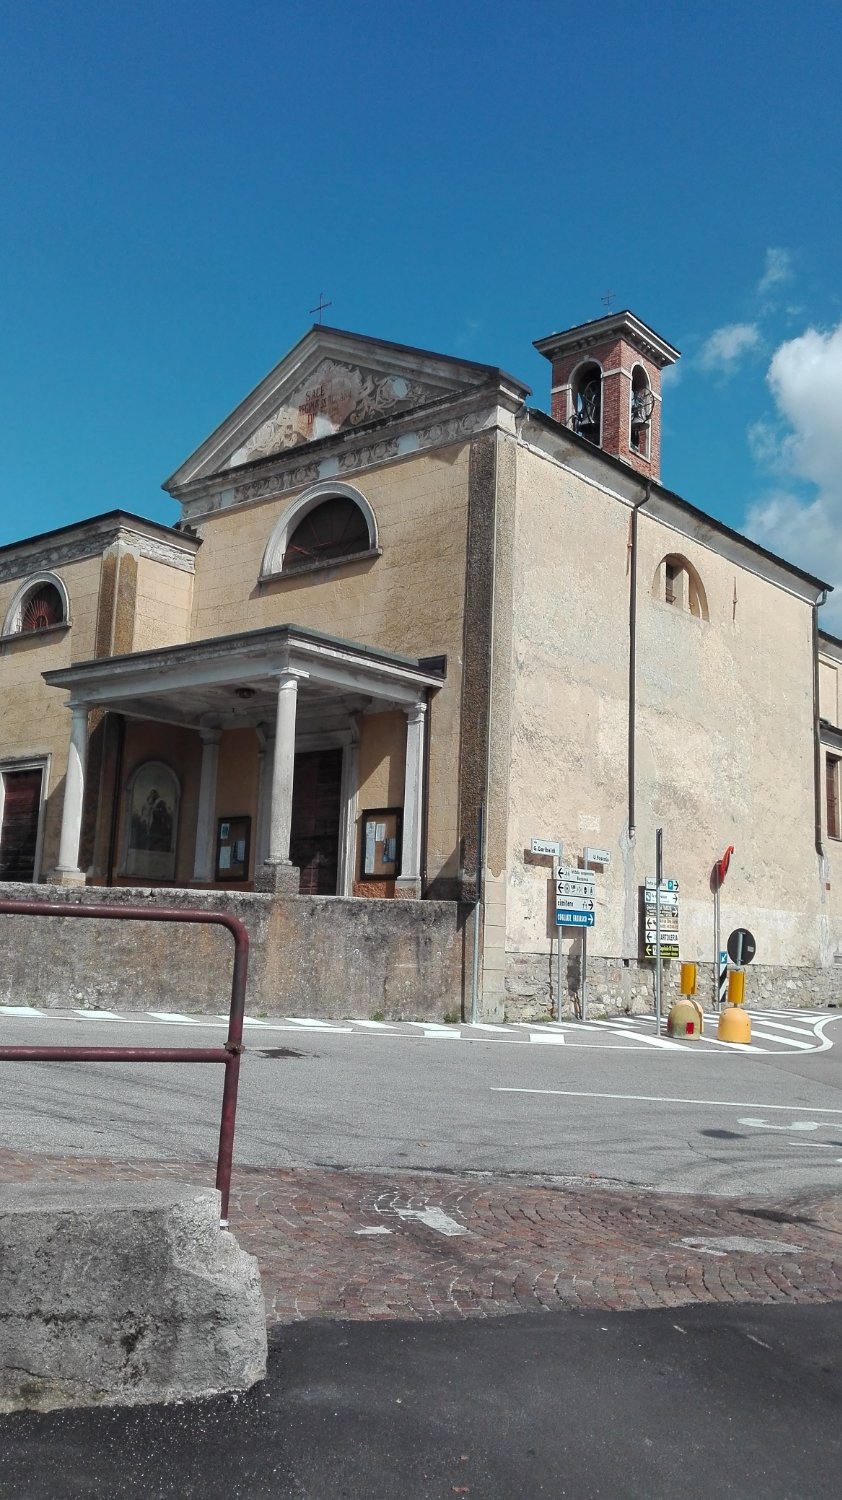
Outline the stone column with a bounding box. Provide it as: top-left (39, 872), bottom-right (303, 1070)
top-left (192, 727), bottom-right (221, 882)
top-left (396, 701), bottom-right (426, 899)
top-left (254, 672), bottom-right (302, 894)
top-left (50, 703), bottom-right (90, 885)
top-left (254, 726), bottom-right (274, 868)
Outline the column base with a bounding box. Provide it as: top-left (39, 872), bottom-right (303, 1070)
top-left (45, 868), bottom-right (87, 887)
top-left (254, 861), bottom-right (300, 895)
top-left (394, 877), bottom-right (422, 900)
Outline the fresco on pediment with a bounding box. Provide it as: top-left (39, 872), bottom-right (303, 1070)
top-left (227, 359), bottom-right (448, 466)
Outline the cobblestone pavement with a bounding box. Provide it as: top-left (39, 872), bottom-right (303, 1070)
top-left (3, 1146), bottom-right (841, 1325)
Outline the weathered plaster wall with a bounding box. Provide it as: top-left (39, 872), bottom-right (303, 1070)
top-left (505, 443), bottom-right (824, 1002)
top-left (0, 884), bottom-right (469, 1019)
top-left (188, 447), bottom-right (471, 891)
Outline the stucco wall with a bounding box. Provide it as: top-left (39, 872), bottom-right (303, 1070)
top-left (505, 443), bottom-right (824, 985)
top-left (131, 555), bottom-right (193, 651)
top-left (0, 884), bottom-right (469, 1018)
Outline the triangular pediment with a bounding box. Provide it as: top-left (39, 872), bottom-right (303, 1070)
top-left (165, 327), bottom-right (519, 493)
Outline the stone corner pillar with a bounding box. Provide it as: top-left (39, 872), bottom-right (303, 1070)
top-left (192, 726), bottom-right (222, 883)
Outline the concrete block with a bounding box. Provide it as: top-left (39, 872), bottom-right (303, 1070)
top-left (0, 1181), bottom-right (267, 1412)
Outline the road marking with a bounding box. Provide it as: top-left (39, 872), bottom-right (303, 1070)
top-left (750, 1029), bottom-right (815, 1049)
top-left (391, 1206), bottom-right (467, 1237)
top-left (0, 1005), bottom-right (43, 1016)
top-left (470, 1023), bottom-right (511, 1033)
top-left (73, 1010), bottom-right (126, 1021)
top-left (286, 1017), bottom-right (350, 1029)
top-left (354, 1020), bottom-right (396, 1029)
top-left (411, 1024), bottom-right (460, 1039)
top-left (738, 1117), bottom-right (821, 1131)
top-left (610, 1029), bottom-right (683, 1050)
top-left (146, 1011), bottom-right (202, 1024)
top-left (744, 1018), bottom-right (822, 1037)
top-left (789, 1141), bottom-right (837, 1149)
top-left (491, 1087), bottom-right (842, 1114)
top-left (528, 1032), bottom-right (565, 1045)
top-left (354, 1225), bottom-right (393, 1235)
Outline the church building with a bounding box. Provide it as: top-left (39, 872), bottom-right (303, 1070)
top-left (1, 310), bottom-right (840, 1017)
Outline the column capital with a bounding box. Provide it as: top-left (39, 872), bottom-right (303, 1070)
top-left (198, 725), bottom-right (222, 746)
top-left (405, 700), bottom-right (427, 726)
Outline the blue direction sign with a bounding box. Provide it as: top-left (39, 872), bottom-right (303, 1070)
top-left (555, 910), bottom-right (595, 928)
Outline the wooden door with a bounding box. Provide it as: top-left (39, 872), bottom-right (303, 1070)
top-left (0, 767), bottom-right (43, 881)
top-left (289, 748), bottom-right (343, 895)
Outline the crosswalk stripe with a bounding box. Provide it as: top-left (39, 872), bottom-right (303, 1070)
top-left (146, 1011), bottom-right (202, 1024)
top-left (610, 1029), bottom-right (683, 1050)
top-left (354, 1020), bottom-right (396, 1029)
top-left (742, 1018), bottom-right (815, 1036)
top-left (528, 1032), bottom-right (565, 1045)
top-left (749, 1029), bottom-right (815, 1049)
top-left (73, 1010), bottom-right (126, 1020)
top-left (0, 1005), bottom-right (43, 1016)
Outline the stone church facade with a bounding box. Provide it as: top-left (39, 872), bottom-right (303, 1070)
top-left (1, 310), bottom-right (841, 1017)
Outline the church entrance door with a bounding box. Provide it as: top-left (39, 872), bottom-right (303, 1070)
top-left (289, 747), bottom-right (343, 895)
top-left (0, 766), bottom-right (43, 882)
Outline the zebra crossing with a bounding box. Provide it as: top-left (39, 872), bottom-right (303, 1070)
top-left (0, 1004), bottom-right (837, 1054)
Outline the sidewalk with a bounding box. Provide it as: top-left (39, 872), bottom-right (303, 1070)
top-left (2, 1147), bottom-right (840, 1322)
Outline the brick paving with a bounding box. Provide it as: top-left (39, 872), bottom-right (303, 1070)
top-left (3, 1146), bottom-right (842, 1324)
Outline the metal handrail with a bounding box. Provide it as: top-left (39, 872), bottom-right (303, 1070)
top-left (0, 899), bottom-right (249, 1225)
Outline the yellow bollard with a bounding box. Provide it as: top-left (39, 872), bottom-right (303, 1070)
top-left (717, 1005), bottom-right (751, 1044)
top-left (680, 963), bottom-right (697, 996)
top-left (667, 997), bottom-right (704, 1038)
top-left (727, 969), bottom-right (745, 1006)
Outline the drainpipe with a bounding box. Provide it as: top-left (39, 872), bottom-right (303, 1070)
top-left (627, 481), bottom-right (652, 840)
top-left (813, 592), bottom-right (828, 857)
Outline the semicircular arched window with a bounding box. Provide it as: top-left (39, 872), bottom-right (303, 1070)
top-left (21, 583), bottom-right (65, 632)
top-left (282, 495), bottom-right (370, 573)
top-left (2, 573), bottom-right (70, 639)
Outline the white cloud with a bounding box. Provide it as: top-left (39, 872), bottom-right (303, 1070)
top-left (757, 247), bottom-right (793, 297)
top-left (744, 320), bottom-right (842, 624)
top-left (698, 322), bottom-right (761, 375)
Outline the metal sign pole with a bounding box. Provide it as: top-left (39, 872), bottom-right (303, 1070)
top-left (713, 880), bottom-right (720, 1010)
top-left (654, 827), bottom-right (663, 1033)
top-left (581, 928), bottom-right (588, 1021)
top-left (556, 929), bottom-right (562, 1021)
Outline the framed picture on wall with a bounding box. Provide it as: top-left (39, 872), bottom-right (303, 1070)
top-left (359, 807), bottom-right (403, 881)
top-left (215, 815), bottom-right (251, 882)
top-left (124, 761), bottom-right (179, 881)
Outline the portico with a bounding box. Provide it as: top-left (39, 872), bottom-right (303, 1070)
top-left (43, 624), bottom-right (445, 896)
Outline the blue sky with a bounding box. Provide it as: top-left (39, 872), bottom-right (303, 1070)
top-left (3, 1), bottom-right (841, 614)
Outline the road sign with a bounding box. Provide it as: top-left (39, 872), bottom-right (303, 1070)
top-left (644, 942), bottom-right (679, 959)
top-left (532, 838), bottom-right (560, 857)
top-left (556, 897), bottom-right (595, 913)
top-left (727, 928), bottom-right (756, 965)
top-left (584, 846), bottom-right (611, 865)
top-left (643, 890), bottom-right (678, 909)
top-left (556, 910), bottom-right (595, 928)
top-left (554, 863), bottom-right (585, 880)
top-left (556, 878), bottom-right (595, 897)
top-left (645, 877), bottom-right (679, 892)
top-left (645, 916), bottom-right (678, 931)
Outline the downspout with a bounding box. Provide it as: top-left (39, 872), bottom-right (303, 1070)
top-left (813, 592), bottom-right (828, 856)
top-left (627, 481), bottom-right (651, 840)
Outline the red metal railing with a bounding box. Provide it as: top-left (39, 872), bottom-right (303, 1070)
top-left (0, 900), bottom-right (249, 1225)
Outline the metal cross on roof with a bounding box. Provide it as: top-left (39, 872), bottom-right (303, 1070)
top-left (601, 289), bottom-right (615, 310)
top-left (309, 292), bottom-right (333, 324)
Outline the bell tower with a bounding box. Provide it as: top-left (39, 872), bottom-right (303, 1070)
top-left (534, 311), bottom-right (680, 481)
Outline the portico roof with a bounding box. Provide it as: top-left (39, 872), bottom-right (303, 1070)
top-left (43, 624), bottom-right (447, 730)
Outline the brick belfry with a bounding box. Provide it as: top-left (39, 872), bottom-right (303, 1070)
top-left (534, 310), bottom-right (680, 481)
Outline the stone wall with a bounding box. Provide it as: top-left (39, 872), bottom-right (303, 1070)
top-left (0, 883), bottom-right (469, 1019)
top-left (504, 951), bottom-right (842, 1020)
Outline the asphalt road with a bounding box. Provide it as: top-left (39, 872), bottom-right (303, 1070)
top-left (4, 1301), bottom-right (841, 1499)
top-left (4, 1013), bottom-right (842, 1195)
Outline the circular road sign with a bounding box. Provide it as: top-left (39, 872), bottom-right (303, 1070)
top-left (727, 928), bottom-right (756, 965)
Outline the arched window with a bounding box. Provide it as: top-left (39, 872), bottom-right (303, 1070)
top-left (2, 573), bottom-right (70, 638)
top-left (260, 480), bottom-right (379, 580)
top-left (653, 554), bottom-right (708, 621)
top-left (630, 365), bottom-right (654, 459)
top-left (570, 361), bottom-right (603, 446)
